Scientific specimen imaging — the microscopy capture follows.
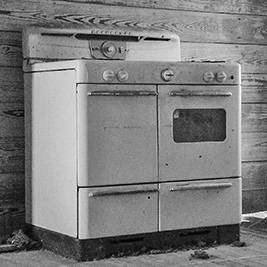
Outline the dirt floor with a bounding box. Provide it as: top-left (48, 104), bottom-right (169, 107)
top-left (1, 213), bottom-right (267, 267)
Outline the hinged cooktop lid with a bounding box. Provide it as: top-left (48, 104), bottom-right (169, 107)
top-left (22, 26), bottom-right (180, 63)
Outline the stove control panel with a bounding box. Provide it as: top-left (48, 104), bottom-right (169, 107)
top-left (88, 62), bottom-right (240, 85)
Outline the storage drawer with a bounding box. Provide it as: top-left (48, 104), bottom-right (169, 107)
top-left (79, 185), bottom-right (158, 239)
top-left (159, 178), bottom-right (241, 231)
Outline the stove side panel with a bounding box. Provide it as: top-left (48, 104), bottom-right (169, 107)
top-left (25, 69), bottom-right (78, 237)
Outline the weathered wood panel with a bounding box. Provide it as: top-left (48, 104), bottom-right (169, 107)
top-left (242, 189), bottom-right (267, 213)
top-left (0, 137), bottom-right (24, 174)
top-left (0, 67), bottom-right (23, 103)
top-left (0, 103), bottom-right (24, 137)
top-left (0, 172), bottom-right (25, 238)
top-left (55, 0), bottom-right (267, 15)
top-left (0, 173), bottom-right (24, 206)
top-left (0, 31), bottom-right (22, 68)
top-left (180, 43), bottom-right (267, 74)
top-left (242, 74), bottom-right (267, 103)
top-left (242, 132), bottom-right (267, 162)
top-left (242, 104), bottom-right (267, 133)
top-left (0, 1), bottom-right (267, 45)
top-left (242, 161), bottom-right (267, 190)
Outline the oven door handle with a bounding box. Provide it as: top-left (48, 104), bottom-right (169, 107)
top-left (87, 91), bottom-right (158, 96)
top-left (170, 182), bottom-right (232, 192)
top-left (88, 187), bottom-right (158, 197)
top-left (170, 90), bottom-right (232, 97)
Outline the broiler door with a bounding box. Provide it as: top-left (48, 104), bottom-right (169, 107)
top-left (77, 84), bottom-right (158, 187)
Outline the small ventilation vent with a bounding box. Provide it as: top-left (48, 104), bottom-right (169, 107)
top-left (75, 34), bottom-right (170, 42)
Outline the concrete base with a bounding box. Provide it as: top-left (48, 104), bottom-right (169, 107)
top-left (26, 224), bottom-right (240, 261)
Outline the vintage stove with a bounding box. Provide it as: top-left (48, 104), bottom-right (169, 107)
top-left (23, 26), bottom-right (241, 261)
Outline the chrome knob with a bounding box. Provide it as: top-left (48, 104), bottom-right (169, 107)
top-left (161, 69), bottom-right (174, 82)
top-left (102, 41), bottom-right (117, 58)
top-left (117, 69), bottom-right (129, 82)
top-left (203, 71), bottom-right (214, 83)
top-left (102, 70), bottom-right (115, 82)
top-left (216, 71), bottom-right (227, 83)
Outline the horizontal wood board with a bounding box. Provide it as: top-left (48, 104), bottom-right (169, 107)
top-left (51, 0), bottom-right (267, 15)
top-left (0, 1), bottom-right (266, 45)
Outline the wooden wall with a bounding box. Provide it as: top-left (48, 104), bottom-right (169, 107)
top-left (0, 0), bottom-right (267, 238)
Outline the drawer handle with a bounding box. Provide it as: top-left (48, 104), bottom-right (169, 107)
top-left (170, 182), bottom-right (232, 192)
top-left (89, 187), bottom-right (158, 197)
top-left (170, 91), bottom-right (232, 97)
top-left (87, 91), bottom-right (158, 97)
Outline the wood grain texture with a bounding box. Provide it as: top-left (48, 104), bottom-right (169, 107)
top-left (0, 103), bottom-right (24, 137)
top-left (53, 0), bottom-right (267, 15)
top-left (0, 173), bottom-right (24, 206)
top-left (242, 161), bottom-right (267, 190)
top-left (0, 1), bottom-right (266, 45)
top-left (0, 67), bottom-right (23, 103)
top-left (242, 74), bottom-right (267, 103)
top-left (181, 43), bottom-right (267, 73)
top-left (242, 189), bottom-right (267, 213)
top-left (242, 104), bottom-right (267, 133)
top-left (0, 31), bottom-right (22, 67)
top-left (242, 132), bottom-right (267, 162)
top-left (0, 137), bottom-right (24, 174)
top-left (0, 172), bottom-right (25, 238)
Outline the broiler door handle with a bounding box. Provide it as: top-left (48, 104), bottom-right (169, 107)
top-left (88, 187), bottom-right (158, 197)
top-left (87, 91), bottom-right (157, 96)
top-left (170, 182), bottom-right (232, 192)
top-left (170, 91), bottom-right (232, 97)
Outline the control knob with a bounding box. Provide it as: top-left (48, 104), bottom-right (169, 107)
top-left (216, 71), bottom-right (227, 83)
top-left (102, 70), bottom-right (115, 82)
top-left (203, 71), bottom-right (214, 83)
top-left (102, 41), bottom-right (117, 58)
top-left (117, 69), bottom-right (129, 82)
top-left (161, 69), bottom-right (174, 82)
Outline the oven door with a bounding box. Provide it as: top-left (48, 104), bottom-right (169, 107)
top-left (77, 84), bottom-right (157, 186)
top-left (158, 85), bottom-right (241, 181)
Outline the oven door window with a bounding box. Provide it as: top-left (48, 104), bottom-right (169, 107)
top-left (173, 109), bottom-right (226, 143)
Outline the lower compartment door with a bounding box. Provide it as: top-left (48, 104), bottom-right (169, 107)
top-left (159, 178), bottom-right (241, 231)
top-left (79, 185), bottom-right (158, 239)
